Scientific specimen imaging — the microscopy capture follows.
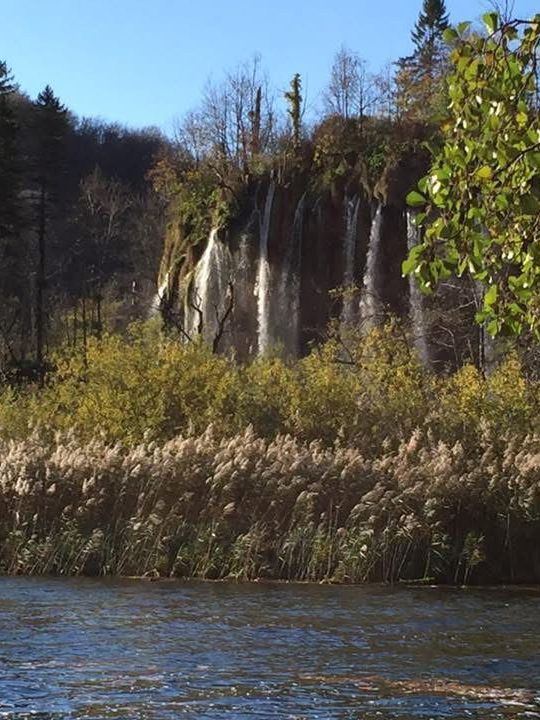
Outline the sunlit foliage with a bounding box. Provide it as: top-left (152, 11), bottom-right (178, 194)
top-left (405, 13), bottom-right (540, 337)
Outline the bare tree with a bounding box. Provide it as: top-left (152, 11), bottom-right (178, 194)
top-left (324, 47), bottom-right (355, 118)
top-left (324, 47), bottom-right (374, 120)
top-left (226, 55), bottom-right (275, 166)
top-left (372, 62), bottom-right (399, 120)
top-left (176, 56), bottom-right (275, 169)
top-left (212, 281), bottom-right (234, 353)
top-left (356, 58), bottom-right (376, 121)
top-left (78, 167), bottom-right (131, 337)
top-left (165, 282), bottom-right (235, 354)
top-left (173, 109), bottom-right (207, 164)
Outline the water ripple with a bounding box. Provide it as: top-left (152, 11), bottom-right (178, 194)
top-left (0, 578), bottom-right (538, 718)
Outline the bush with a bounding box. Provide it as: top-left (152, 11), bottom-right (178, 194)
top-left (1, 321), bottom-right (538, 452)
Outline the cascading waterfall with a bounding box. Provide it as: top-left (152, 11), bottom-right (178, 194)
top-left (406, 211), bottom-right (430, 365)
top-left (158, 174), bottom-right (494, 368)
top-left (341, 196), bottom-right (360, 326)
top-left (360, 203), bottom-right (383, 328)
top-left (150, 271), bottom-right (169, 317)
top-left (256, 182), bottom-right (275, 355)
top-left (185, 228), bottom-right (232, 343)
top-left (277, 193), bottom-right (305, 357)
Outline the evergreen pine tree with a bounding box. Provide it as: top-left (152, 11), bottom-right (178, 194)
top-left (411, 0), bottom-right (449, 66)
top-left (395, 0), bottom-right (450, 120)
top-left (31, 85), bottom-right (68, 377)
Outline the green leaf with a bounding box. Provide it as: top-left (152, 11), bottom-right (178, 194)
top-left (443, 28), bottom-right (459, 44)
top-left (495, 194), bottom-right (509, 210)
top-left (418, 176), bottom-right (428, 193)
top-left (484, 285), bottom-right (497, 307)
top-left (402, 245), bottom-right (425, 278)
top-left (530, 153), bottom-right (540, 169)
top-left (402, 256), bottom-right (419, 276)
top-left (486, 319), bottom-right (500, 336)
top-left (406, 190), bottom-right (426, 207)
top-left (482, 12), bottom-right (499, 33)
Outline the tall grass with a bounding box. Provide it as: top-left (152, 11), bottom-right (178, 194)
top-left (0, 426), bottom-right (539, 583)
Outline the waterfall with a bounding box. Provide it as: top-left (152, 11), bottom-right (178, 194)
top-left (360, 203), bottom-right (383, 328)
top-left (341, 196), bottom-right (360, 326)
top-left (276, 193), bottom-right (305, 357)
top-left (406, 211), bottom-right (430, 365)
top-left (256, 182), bottom-right (275, 355)
top-left (185, 228), bottom-right (231, 344)
top-left (149, 272), bottom-right (169, 317)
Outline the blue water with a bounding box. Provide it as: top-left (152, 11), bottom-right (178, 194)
top-left (0, 578), bottom-right (539, 718)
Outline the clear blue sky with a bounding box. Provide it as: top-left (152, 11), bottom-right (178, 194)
top-left (1, 0), bottom-right (536, 134)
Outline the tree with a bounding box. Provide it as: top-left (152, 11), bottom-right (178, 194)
top-left (76, 167), bottom-right (131, 337)
top-left (249, 86), bottom-right (262, 155)
top-left (188, 56), bottom-right (274, 169)
top-left (372, 62), bottom-right (399, 120)
top-left (285, 73), bottom-right (303, 151)
top-left (396, 0), bottom-right (450, 121)
top-left (0, 61), bottom-right (19, 238)
top-left (323, 47), bottom-right (374, 122)
top-left (0, 62), bottom-right (31, 374)
top-left (404, 13), bottom-right (540, 339)
top-left (324, 47), bottom-right (358, 120)
top-left (174, 110), bottom-right (207, 165)
top-left (31, 85), bottom-right (68, 375)
top-left (411, 0), bottom-right (449, 64)
top-left (0, 61), bottom-right (27, 374)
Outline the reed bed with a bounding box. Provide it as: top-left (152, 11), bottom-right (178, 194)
top-left (1, 426), bottom-right (539, 583)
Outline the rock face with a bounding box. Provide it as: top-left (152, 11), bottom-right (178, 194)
top-left (158, 155), bottom-right (477, 366)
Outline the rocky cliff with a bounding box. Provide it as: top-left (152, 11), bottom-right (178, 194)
top-left (157, 150), bottom-right (480, 367)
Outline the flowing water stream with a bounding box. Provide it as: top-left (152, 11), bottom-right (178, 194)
top-left (1, 578), bottom-right (539, 719)
top-left (185, 229), bottom-right (232, 343)
top-left (256, 182), bottom-right (276, 356)
top-left (361, 203), bottom-right (383, 328)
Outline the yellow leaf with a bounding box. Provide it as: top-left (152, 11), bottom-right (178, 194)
top-left (477, 165), bottom-right (493, 180)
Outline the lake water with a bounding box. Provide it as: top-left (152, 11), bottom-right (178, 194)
top-left (0, 578), bottom-right (539, 719)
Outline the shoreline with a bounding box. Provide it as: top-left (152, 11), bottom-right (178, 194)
top-left (3, 573), bottom-right (540, 592)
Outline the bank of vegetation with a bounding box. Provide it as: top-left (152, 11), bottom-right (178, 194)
top-left (1, 1), bottom-right (540, 583)
top-left (0, 323), bottom-right (539, 584)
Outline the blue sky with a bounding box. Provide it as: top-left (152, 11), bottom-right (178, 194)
top-left (1, 0), bottom-right (536, 134)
